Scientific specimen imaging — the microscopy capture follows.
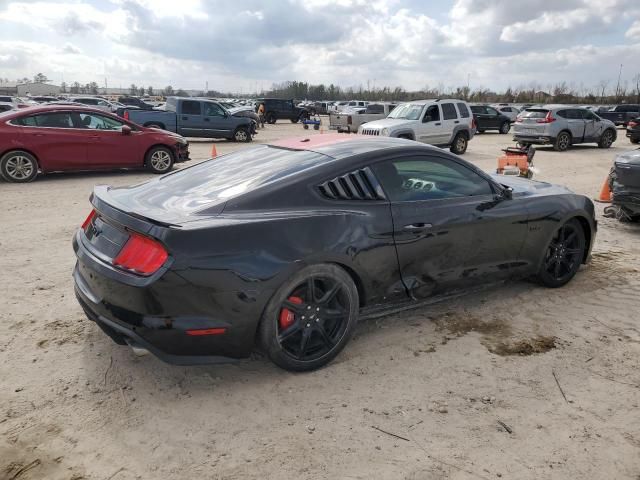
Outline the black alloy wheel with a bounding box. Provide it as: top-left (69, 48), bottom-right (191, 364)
top-left (499, 121), bottom-right (511, 134)
top-left (259, 264), bottom-right (358, 371)
top-left (537, 219), bottom-right (585, 288)
top-left (598, 129), bottom-right (614, 148)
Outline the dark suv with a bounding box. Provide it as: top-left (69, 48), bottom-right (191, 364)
top-left (255, 98), bottom-right (310, 124)
top-left (118, 96), bottom-right (155, 110)
top-left (470, 105), bottom-right (512, 134)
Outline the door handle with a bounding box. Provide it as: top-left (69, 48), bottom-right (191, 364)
top-left (403, 223), bottom-right (433, 231)
top-left (454, 120), bottom-right (460, 124)
top-left (182, 116), bottom-right (188, 120)
top-left (435, 122), bottom-right (441, 126)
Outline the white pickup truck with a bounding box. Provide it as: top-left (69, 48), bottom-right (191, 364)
top-left (329, 103), bottom-right (397, 133)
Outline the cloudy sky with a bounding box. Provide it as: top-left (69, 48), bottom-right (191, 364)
top-left (1, 0), bottom-right (639, 94)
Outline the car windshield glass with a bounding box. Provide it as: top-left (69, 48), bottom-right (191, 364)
top-left (111, 146), bottom-right (331, 214)
top-left (388, 103), bottom-right (424, 120)
top-left (520, 109), bottom-right (548, 119)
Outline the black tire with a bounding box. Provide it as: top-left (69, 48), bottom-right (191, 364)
top-left (631, 138), bottom-right (640, 144)
top-left (553, 131), bottom-right (571, 152)
top-left (598, 129), bottom-right (615, 149)
top-left (0, 150), bottom-right (39, 183)
top-left (477, 129), bottom-right (484, 134)
top-left (450, 132), bottom-right (468, 155)
top-left (499, 122), bottom-right (511, 134)
top-left (536, 219), bottom-right (586, 288)
top-left (290, 117), bottom-right (299, 124)
top-left (145, 146), bottom-right (174, 174)
top-left (303, 124), bottom-right (309, 130)
top-left (233, 127), bottom-right (251, 142)
top-left (258, 264), bottom-right (359, 372)
top-left (266, 112), bottom-right (276, 124)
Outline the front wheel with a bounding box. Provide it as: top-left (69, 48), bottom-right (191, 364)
top-left (450, 132), bottom-right (468, 154)
top-left (631, 138), bottom-right (640, 144)
top-left (499, 122), bottom-right (511, 134)
top-left (258, 264), bottom-right (359, 372)
top-left (233, 127), bottom-right (251, 142)
top-left (598, 129), bottom-right (615, 148)
top-left (0, 150), bottom-right (39, 182)
top-left (145, 146), bottom-right (174, 174)
top-left (536, 219), bottom-right (585, 288)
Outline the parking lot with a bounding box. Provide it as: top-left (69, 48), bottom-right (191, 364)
top-left (1, 120), bottom-right (639, 479)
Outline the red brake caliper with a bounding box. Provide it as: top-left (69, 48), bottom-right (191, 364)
top-left (279, 296), bottom-right (303, 329)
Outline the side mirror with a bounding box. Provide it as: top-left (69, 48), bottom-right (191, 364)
top-left (121, 125), bottom-right (132, 135)
top-left (423, 115), bottom-right (432, 123)
top-left (501, 186), bottom-right (513, 200)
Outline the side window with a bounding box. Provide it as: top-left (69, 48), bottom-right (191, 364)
top-left (182, 101), bottom-right (201, 115)
top-left (470, 106), bottom-right (485, 115)
top-left (388, 104), bottom-right (397, 113)
top-left (366, 104), bottom-right (384, 114)
top-left (76, 113), bottom-right (124, 130)
top-left (441, 103), bottom-right (458, 120)
top-left (486, 107), bottom-right (499, 115)
top-left (11, 116), bottom-right (38, 126)
top-left (556, 110), bottom-right (568, 119)
top-left (204, 103), bottom-right (225, 117)
top-left (372, 156), bottom-right (494, 202)
top-left (33, 113), bottom-right (74, 128)
top-left (584, 111), bottom-right (598, 121)
top-left (423, 105), bottom-right (440, 122)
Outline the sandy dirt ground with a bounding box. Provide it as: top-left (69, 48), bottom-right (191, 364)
top-left (1, 120), bottom-right (639, 480)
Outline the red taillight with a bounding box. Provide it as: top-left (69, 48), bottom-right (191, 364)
top-left (536, 112), bottom-right (555, 124)
top-left (472, 117), bottom-right (477, 130)
top-left (123, 110), bottom-right (129, 120)
top-left (515, 115), bottom-right (523, 123)
top-left (185, 328), bottom-right (227, 336)
top-left (629, 121), bottom-right (638, 128)
top-left (113, 232), bottom-right (168, 276)
top-left (347, 115), bottom-right (352, 125)
top-left (82, 209), bottom-right (96, 231)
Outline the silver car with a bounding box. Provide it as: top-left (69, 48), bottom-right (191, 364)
top-left (513, 105), bottom-right (616, 151)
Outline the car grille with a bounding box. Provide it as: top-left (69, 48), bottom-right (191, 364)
top-left (360, 128), bottom-right (380, 136)
top-left (318, 167), bottom-right (386, 201)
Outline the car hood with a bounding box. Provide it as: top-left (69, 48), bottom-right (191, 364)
top-left (359, 118), bottom-right (413, 130)
top-left (614, 148), bottom-right (640, 166)
top-left (228, 106), bottom-right (252, 114)
top-left (489, 174), bottom-right (572, 196)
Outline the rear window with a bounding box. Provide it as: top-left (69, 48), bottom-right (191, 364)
top-left (366, 104), bottom-right (384, 114)
top-left (0, 96), bottom-right (12, 102)
top-left (111, 145), bottom-right (331, 214)
top-left (441, 103), bottom-right (457, 120)
top-left (521, 109), bottom-right (549, 119)
top-left (457, 103), bottom-right (470, 118)
top-left (181, 101), bottom-right (201, 115)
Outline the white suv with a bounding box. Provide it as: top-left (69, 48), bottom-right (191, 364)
top-left (357, 99), bottom-right (475, 154)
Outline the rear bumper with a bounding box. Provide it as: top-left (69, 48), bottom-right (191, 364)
top-left (513, 134), bottom-right (552, 145)
top-left (72, 231), bottom-right (264, 365)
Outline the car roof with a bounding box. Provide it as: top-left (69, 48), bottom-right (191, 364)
top-left (0, 104), bottom-right (117, 118)
top-left (269, 134), bottom-right (441, 159)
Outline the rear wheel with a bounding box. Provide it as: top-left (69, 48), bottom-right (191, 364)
top-left (554, 131), bottom-right (571, 152)
top-left (536, 219), bottom-right (585, 288)
top-left (145, 146), bottom-right (174, 174)
top-left (450, 132), bottom-right (468, 154)
top-left (499, 122), bottom-right (511, 134)
top-left (598, 129), bottom-right (615, 148)
top-left (258, 264), bottom-right (359, 372)
top-left (0, 150), bottom-right (39, 183)
top-left (631, 138), bottom-right (640, 144)
top-left (266, 112), bottom-right (276, 124)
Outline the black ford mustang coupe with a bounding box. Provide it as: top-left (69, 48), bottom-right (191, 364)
top-left (73, 135), bottom-right (596, 371)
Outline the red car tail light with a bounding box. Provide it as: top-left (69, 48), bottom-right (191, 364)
top-left (629, 120), bottom-right (638, 128)
top-left (472, 117), bottom-right (477, 130)
top-left (536, 111), bottom-right (555, 124)
top-left (123, 110), bottom-right (130, 120)
top-left (113, 232), bottom-right (168, 276)
top-left (81, 209), bottom-right (96, 231)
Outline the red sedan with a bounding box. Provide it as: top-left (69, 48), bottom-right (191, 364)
top-left (0, 105), bottom-right (189, 182)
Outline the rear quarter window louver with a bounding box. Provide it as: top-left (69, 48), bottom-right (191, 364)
top-left (318, 167), bottom-right (386, 200)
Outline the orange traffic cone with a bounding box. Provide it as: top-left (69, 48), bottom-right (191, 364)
top-left (211, 144), bottom-right (217, 158)
top-left (595, 176), bottom-right (612, 203)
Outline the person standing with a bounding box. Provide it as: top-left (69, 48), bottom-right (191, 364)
top-left (258, 102), bottom-right (265, 128)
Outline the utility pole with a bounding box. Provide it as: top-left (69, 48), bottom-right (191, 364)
top-left (615, 63), bottom-right (623, 99)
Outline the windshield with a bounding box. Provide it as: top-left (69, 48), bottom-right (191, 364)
top-left (388, 103), bottom-right (424, 120)
top-left (520, 109), bottom-right (549, 119)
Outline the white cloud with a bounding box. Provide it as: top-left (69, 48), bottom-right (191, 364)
top-left (0, 0), bottom-right (638, 93)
